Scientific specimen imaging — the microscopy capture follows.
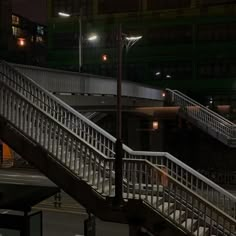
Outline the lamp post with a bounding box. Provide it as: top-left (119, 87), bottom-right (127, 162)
top-left (115, 24), bottom-right (142, 205)
top-left (58, 9), bottom-right (83, 72)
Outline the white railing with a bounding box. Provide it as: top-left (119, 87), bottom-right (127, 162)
top-left (0, 80), bottom-right (115, 197)
top-left (123, 149), bottom-right (236, 218)
top-left (1, 61), bottom-right (236, 219)
top-left (123, 159), bottom-right (236, 236)
top-left (166, 88), bottom-right (236, 138)
top-left (0, 61), bottom-right (116, 158)
top-left (1, 80), bottom-right (236, 236)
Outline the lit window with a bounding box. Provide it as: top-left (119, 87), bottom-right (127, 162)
top-left (12, 15), bottom-right (19, 25)
top-left (36, 36), bottom-right (43, 43)
top-left (37, 26), bottom-right (44, 35)
top-left (12, 26), bottom-right (22, 37)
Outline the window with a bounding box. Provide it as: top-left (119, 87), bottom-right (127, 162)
top-left (98, 0), bottom-right (139, 14)
top-left (147, 25), bottom-right (192, 44)
top-left (199, 61), bottom-right (235, 79)
top-left (12, 15), bottom-right (19, 25)
top-left (150, 62), bottom-right (192, 80)
top-left (12, 26), bottom-right (23, 37)
top-left (198, 23), bottom-right (236, 41)
top-left (147, 0), bottom-right (191, 10)
top-left (37, 26), bottom-right (44, 35)
top-left (201, 0), bottom-right (236, 6)
top-left (36, 36), bottom-right (44, 43)
top-left (52, 32), bottom-right (77, 49)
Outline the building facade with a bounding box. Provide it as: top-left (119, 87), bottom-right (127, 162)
top-left (10, 13), bottom-right (47, 65)
top-left (0, 0), bottom-right (47, 66)
top-left (47, 0), bottom-right (236, 102)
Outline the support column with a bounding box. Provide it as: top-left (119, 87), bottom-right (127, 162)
top-left (21, 211), bottom-right (30, 236)
top-left (84, 213), bottom-right (96, 236)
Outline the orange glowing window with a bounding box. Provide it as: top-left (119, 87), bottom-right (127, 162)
top-left (17, 38), bottom-right (26, 47)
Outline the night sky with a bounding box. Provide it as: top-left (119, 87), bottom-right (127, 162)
top-left (12, 0), bottom-right (47, 24)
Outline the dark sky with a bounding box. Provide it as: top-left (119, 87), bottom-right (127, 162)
top-left (12, 0), bottom-right (47, 24)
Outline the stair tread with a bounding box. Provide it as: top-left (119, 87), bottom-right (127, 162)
top-left (181, 218), bottom-right (197, 231)
top-left (194, 226), bottom-right (209, 236)
top-left (169, 210), bottom-right (185, 221)
top-left (158, 202), bottom-right (174, 213)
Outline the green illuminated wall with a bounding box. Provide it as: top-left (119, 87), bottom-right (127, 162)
top-left (47, 0), bottom-right (236, 95)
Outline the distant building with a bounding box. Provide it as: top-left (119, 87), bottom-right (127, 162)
top-left (0, 0), bottom-right (47, 66)
top-left (10, 13), bottom-right (47, 65)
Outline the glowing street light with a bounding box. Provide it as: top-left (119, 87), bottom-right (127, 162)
top-left (125, 36), bottom-right (142, 41)
top-left (88, 34), bottom-right (98, 41)
top-left (58, 12), bottom-right (71, 17)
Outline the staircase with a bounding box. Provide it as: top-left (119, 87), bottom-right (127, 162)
top-left (166, 89), bottom-right (236, 147)
top-left (0, 61), bottom-right (236, 235)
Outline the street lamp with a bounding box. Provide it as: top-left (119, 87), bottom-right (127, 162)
top-left (88, 34), bottom-right (98, 41)
top-left (115, 24), bottom-right (142, 205)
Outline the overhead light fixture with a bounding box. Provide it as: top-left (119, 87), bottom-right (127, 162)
top-left (88, 35), bottom-right (98, 41)
top-left (152, 121), bottom-right (159, 130)
top-left (126, 36), bottom-right (142, 41)
top-left (58, 12), bottom-right (71, 17)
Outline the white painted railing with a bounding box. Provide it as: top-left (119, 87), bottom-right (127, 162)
top-left (1, 60), bottom-right (236, 219)
top-left (166, 88), bottom-right (236, 139)
top-left (0, 80), bottom-right (236, 235)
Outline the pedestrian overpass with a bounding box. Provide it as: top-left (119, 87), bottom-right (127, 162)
top-left (13, 63), bottom-right (164, 110)
top-left (0, 61), bottom-right (236, 236)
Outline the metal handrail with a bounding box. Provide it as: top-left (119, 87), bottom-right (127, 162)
top-left (171, 89), bottom-right (235, 126)
top-left (1, 61), bottom-right (236, 219)
top-left (1, 80), bottom-right (236, 236)
top-left (123, 158), bottom-right (236, 235)
top-left (166, 88), bottom-right (236, 138)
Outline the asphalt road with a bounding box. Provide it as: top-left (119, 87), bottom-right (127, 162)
top-left (0, 169), bottom-right (55, 186)
top-left (0, 169), bottom-right (129, 236)
top-left (43, 210), bottom-right (128, 236)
